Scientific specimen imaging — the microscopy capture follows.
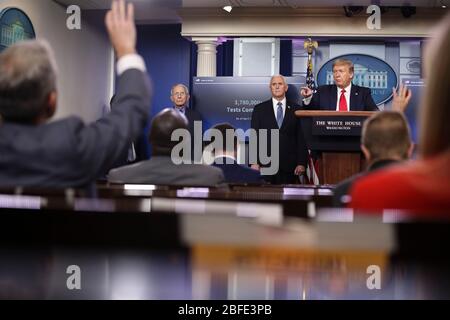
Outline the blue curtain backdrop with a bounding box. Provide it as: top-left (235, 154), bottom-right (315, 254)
top-left (134, 24), bottom-right (191, 160)
top-left (280, 39), bottom-right (293, 76)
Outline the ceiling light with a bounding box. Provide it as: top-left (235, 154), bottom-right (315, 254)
top-left (223, 6), bottom-right (232, 13)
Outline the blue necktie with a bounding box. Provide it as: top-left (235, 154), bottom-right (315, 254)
top-left (276, 102), bottom-right (283, 128)
top-left (175, 106), bottom-right (185, 114)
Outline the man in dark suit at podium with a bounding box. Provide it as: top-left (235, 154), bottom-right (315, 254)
top-left (251, 75), bottom-right (307, 184)
top-left (300, 58), bottom-right (378, 111)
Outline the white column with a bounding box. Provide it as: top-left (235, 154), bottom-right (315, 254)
top-left (192, 37), bottom-right (219, 76)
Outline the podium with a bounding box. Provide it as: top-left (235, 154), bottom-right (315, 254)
top-left (296, 110), bottom-right (376, 185)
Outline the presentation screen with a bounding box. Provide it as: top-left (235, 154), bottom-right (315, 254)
top-left (192, 76), bottom-right (306, 132)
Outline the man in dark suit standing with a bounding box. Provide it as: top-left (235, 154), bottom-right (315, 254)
top-left (209, 123), bottom-right (263, 184)
top-left (250, 75), bottom-right (307, 184)
top-left (170, 83), bottom-right (203, 162)
top-left (300, 58), bottom-right (378, 111)
top-left (170, 84), bottom-right (202, 136)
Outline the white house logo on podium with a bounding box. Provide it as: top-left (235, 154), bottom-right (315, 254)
top-left (0, 8), bottom-right (36, 52)
top-left (317, 54), bottom-right (398, 106)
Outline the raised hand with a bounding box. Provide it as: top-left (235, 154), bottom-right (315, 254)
top-left (105, 0), bottom-right (136, 59)
top-left (392, 84), bottom-right (412, 113)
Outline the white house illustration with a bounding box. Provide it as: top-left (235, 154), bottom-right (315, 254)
top-left (1, 20), bottom-right (30, 47)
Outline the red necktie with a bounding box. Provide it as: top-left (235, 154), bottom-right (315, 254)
top-left (339, 89), bottom-right (348, 112)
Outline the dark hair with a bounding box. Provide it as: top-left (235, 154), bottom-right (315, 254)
top-left (209, 123), bottom-right (238, 153)
top-left (149, 108), bottom-right (189, 156)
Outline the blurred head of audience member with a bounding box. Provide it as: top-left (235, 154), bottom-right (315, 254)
top-left (149, 108), bottom-right (189, 156)
top-left (349, 14), bottom-right (450, 214)
top-left (107, 108), bottom-right (224, 186)
top-left (210, 123), bottom-right (238, 160)
top-left (333, 111), bottom-right (413, 206)
top-left (207, 122), bottom-right (263, 184)
top-left (361, 111), bottom-right (413, 165)
top-left (0, 40), bottom-right (57, 125)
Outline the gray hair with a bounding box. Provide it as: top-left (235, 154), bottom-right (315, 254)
top-left (0, 39), bottom-right (57, 123)
top-left (270, 74), bottom-right (287, 85)
top-left (170, 83), bottom-right (189, 96)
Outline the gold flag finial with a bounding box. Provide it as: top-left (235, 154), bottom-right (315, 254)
top-left (303, 38), bottom-right (318, 54)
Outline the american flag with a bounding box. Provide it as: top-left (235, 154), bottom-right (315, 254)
top-left (305, 55), bottom-right (317, 93)
top-left (304, 48), bottom-right (320, 185)
top-left (306, 150), bottom-right (320, 185)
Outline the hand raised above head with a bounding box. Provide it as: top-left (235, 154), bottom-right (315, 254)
top-left (392, 84), bottom-right (412, 113)
top-left (105, 0), bottom-right (136, 59)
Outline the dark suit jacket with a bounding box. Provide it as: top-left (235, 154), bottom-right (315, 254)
top-left (212, 157), bottom-right (264, 184)
top-left (181, 107), bottom-right (203, 162)
top-left (0, 69), bottom-right (151, 188)
top-left (333, 159), bottom-right (398, 207)
top-left (305, 84), bottom-right (378, 111)
top-left (108, 155), bottom-right (224, 186)
top-left (251, 99), bottom-right (307, 174)
top-left (185, 107), bottom-right (203, 135)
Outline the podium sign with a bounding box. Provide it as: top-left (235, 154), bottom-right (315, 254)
top-left (312, 116), bottom-right (364, 136)
top-left (296, 110), bottom-right (376, 184)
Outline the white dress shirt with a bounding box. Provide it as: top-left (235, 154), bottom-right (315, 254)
top-left (302, 83), bottom-right (353, 111)
top-left (335, 83), bottom-right (352, 111)
top-left (272, 97), bottom-right (286, 120)
top-left (116, 53), bottom-right (146, 75)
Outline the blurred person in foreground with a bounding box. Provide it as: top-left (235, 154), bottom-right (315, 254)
top-left (107, 108), bottom-right (224, 186)
top-left (209, 123), bottom-right (264, 184)
top-left (349, 14), bottom-right (450, 214)
top-left (333, 105), bottom-right (413, 206)
top-left (0, 0), bottom-right (151, 188)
